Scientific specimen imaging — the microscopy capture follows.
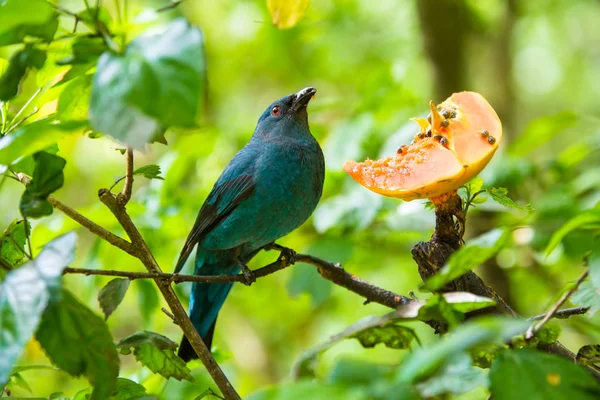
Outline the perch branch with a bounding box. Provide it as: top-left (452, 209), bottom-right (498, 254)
top-left (98, 189), bottom-right (240, 398)
top-left (62, 254), bottom-right (413, 307)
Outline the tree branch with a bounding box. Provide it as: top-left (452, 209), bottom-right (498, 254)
top-left (62, 254), bottom-right (413, 307)
top-left (529, 307), bottom-right (589, 322)
top-left (525, 270), bottom-right (589, 340)
top-left (16, 173), bottom-right (137, 257)
top-left (118, 147), bottom-right (134, 205)
top-left (97, 187), bottom-right (240, 399)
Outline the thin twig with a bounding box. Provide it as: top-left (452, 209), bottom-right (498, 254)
top-left (529, 307), bottom-right (589, 321)
top-left (161, 307), bottom-right (177, 325)
top-left (15, 173), bottom-right (137, 257)
top-left (525, 270), bottom-right (589, 340)
top-left (118, 147), bottom-right (134, 205)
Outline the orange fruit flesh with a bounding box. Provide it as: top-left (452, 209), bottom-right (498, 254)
top-left (343, 91), bottom-right (502, 201)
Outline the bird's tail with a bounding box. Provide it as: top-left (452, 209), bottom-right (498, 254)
top-left (178, 262), bottom-right (238, 362)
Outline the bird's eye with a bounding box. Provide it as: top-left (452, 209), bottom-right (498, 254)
top-left (271, 106), bottom-right (281, 116)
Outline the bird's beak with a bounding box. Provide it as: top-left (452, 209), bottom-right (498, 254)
top-left (292, 87), bottom-right (317, 111)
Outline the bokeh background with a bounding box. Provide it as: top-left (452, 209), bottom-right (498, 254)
top-left (2, 0), bottom-right (600, 398)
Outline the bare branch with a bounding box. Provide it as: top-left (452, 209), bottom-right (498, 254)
top-left (118, 147), bottom-right (134, 205)
top-left (525, 270), bottom-right (589, 340)
top-left (97, 187), bottom-right (240, 399)
top-left (63, 252), bottom-right (414, 307)
top-left (529, 306), bottom-right (589, 321)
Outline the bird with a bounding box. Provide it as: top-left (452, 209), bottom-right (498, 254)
top-left (174, 87), bottom-right (325, 361)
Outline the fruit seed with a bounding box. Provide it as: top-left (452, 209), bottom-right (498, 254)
top-left (479, 129), bottom-right (489, 138)
top-left (488, 136), bottom-right (496, 145)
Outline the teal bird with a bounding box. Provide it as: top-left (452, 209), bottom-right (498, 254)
top-left (175, 87), bottom-right (324, 361)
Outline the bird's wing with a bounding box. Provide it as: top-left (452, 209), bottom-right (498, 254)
top-left (174, 168), bottom-right (256, 273)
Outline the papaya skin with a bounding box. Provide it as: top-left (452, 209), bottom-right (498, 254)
top-left (344, 91), bottom-right (502, 201)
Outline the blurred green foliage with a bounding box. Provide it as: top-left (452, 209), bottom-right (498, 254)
top-left (1, 0), bottom-right (600, 398)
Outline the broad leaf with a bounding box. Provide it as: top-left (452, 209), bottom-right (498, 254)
top-left (116, 331), bottom-right (178, 351)
top-left (0, 0), bottom-right (55, 46)
top-left (20, 151), bottom-right (66, 218)
top-left (397, 317), bottom-right (528, 383)
top-left (0, 117), bottom-right (86, 168)
top-left (0, 220), bottom-right (29, 268)
top-left (98, 278), bottom-right (130, 320)
top-left (423, 229), bottom-right (511, 291)
top-left (352, 325), bottom-right (416, 350)
top-left (267, 0), bottom-right (311, 29)
top-left (0, 233), bottom-right (76, 385)
top-left (133, 165), bottom-right (164, 180)
top-left (90, 18), bottom-right (204, 148)
top-left (116, 331), bottom-right (193, 382)
top-left (57, 74), bottom-right (92, 121)
top-left (109, 378), bottom-right (147, 400)
top-left (0, 45), bottom-right (47, 101)
top-left (36, 289), bottom-right (120, 400)
top-left (576, 344), bottom-right (600, 366)
top-left (490, 348), bottom-right (600, 399)
top-left (486, 187), bottom-right (533, 212)
top-left (416, 353), bottom-right (488, 398)
top-left (545, 207), bottom-right (600, 256)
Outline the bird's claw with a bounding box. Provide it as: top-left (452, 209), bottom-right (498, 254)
top-left (237, 258), bottom-right (256, 286)
top-left (277, 247), bottom-right (297, 264)
top-left (241, 266), bottom-right (256, 286)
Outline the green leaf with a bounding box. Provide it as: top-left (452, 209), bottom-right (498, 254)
top-left (0, 220), bottom-right (29, 268)
top-left (490, 348), bottom-right (600, 399)
top-left (90, 18), bottom-right (204, 148)
top-left (98, 278), bottom-right (130, 320)
top-left (77, 7), bottom-right (113, 33)
top-left (415, 353), bottom-right (488, 398)
top-left (571, 281), bottom-right (600, 316)
top-left (56, 37), bottom-right (108, 66)
top-left (417, 293), bottom-right (495, 328)
top-left (397, 317), bottom-right (528, 383)
top-left (109, 378), bottom-right (147, 400)
top-left (0, 0), bottom-right (55, 45)
top-left (267, 0), bottom-right (311, 29)
top-left (116, 331), bottom-right (178, 351)
top-left (352, 324), bottom-right (416, 349)
top-left (0, 233), bottom-right (76, 385)
top-left (57, 74), bottom-right (92, 121)
top-left (545, 207), bottom-right (600, 256)
top-left (133, 165), bottom-right (165, 180)
top-left (9, 371), bottom-right (32, 392)
top-left (0, 45), bottom-right (47, 101)
top-left (36, 289), bottom-right (120, 400)
top-left (287, 263), bottom-right (332, 307)
top-left (0, 13), bottom-right (57, 47)
top-left (423, 229), bottom-right (511, 291)
top-left (116, 331), bottom-right (192, 382)
top-left (0, 117), bottom-right (86, 168)
top-left (486, 187), bottom-right (533, 211)
top-left (576, 344), bottom-right (600, 366)
top-left (508, 112), bottom-right (578, 157)
top-left (20, 151), bottom-right (66, 218)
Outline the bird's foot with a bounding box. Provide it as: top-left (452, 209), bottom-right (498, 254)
top-left (277, 246), bottom-right (297, 265)
top-left (238, 259), bottom-right (256, 286)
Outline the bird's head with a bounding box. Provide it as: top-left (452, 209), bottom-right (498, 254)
top-left (254, 87), bottom-right (317, 138)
